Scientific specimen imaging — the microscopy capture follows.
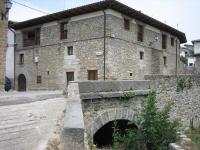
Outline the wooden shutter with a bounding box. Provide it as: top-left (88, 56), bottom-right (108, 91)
top-left (67, 72), bottom-right (74, 85)
top-left (88, 70), bottom-right (98, 80)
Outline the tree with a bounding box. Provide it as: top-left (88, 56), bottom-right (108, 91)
top-left (112, 90), bottom-right (180, 150)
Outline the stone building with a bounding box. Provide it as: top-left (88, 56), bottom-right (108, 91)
top-left (11, 0), bottom-right (186, 91)
top-left (0, 1), bottom-right (8, 91)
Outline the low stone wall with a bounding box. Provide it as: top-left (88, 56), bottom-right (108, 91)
top-left (145, 74), bottom-right (200, 128)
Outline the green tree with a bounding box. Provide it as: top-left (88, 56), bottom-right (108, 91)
top-left (112, 90), bottom-right (180, 150)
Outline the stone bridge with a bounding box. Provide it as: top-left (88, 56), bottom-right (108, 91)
top-left (63, 80), bottom-right (150, 150)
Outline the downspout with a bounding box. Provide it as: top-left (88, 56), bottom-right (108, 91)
top-left (175, 39), bottom-right (178, 76)
top-left (103, 10), bottom-right (106, 80)
top-left (9, 27), bottom-right (16, 90)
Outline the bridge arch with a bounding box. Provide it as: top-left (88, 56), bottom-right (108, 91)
top-left (86, 108), bottom-right (138, 147)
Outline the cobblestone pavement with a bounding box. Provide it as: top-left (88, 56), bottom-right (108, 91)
top-left (0, 96), bottom-right (66, 150)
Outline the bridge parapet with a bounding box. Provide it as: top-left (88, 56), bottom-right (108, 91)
top-left (63, 80), bottom-right (150, 150)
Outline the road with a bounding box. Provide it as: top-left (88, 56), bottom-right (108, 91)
top-left (0, 93), bottom-right (66, 150)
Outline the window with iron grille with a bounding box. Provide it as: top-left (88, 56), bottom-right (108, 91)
top-left (162, 34), bottom-right (167, 49)
top-left (124, 18), bottom-right (130, 30)
top-left (60, 22), bottom-right (68, 39)
top-left (23, 28), bottom-right (40, 47)
top-left (137, 24), bottom-right (144, 42)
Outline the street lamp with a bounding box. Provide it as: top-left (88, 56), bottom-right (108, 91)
top-left (1, 0), bottom-right (13, 21)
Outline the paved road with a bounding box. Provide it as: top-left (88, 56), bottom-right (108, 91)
top-left (0, 91), bottom-right (63, 106)
top-left (0, 96), bottom-right (66, 150)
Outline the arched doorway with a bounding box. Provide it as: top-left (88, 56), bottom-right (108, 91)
top-left (93, 119), bottom-right (137, 148)
top-left (18, 74), bottom-right (26, 91)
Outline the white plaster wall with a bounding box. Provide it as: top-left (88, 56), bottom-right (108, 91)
top-left (194, 42), bottom-right (200, 54)
top-left (6, 29), bottom-right (14, 80)
top-left (188, 57), bottom-right (195, 66)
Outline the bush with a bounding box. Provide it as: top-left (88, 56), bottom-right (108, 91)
top-left (180, 56), bottom-right (188, 65)
top-left (113, 90), bottom-right (180, 150)
top-left (121, 90), bottom-right (135, 100)
top-left (177, 77), bottom-right (192, 92)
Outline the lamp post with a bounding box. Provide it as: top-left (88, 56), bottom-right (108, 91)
top-left (1, 0), bottom-right (12, 21)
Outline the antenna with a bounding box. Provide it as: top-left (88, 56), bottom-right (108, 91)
top-left (176, 24), bottom-right (179, 29)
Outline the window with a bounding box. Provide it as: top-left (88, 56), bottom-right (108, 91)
top-left (163, 56), bottom-right (167, 65)
top-left (19, 54), bottom-right (24, 64)
top-left (68, 46), bottom-right (73, 55)
top-left (88, 70), bottom-right (98, 80)
top-left (23, 28), bottom-right (40, 47)
top-left (137, 24), bottom-right (144, 42)
top-left (124, 18), bottom-right (130, 30)
top-left (171, 37), bottom-right (174, 46)
top-left (130, 73), bottom-right (133, 76)
top-left (66, 72), bottom-right (74, 85)
top-left (60, 22), bottom-right (68, 39)
top-left (140, 51), bottom-right (144, 60)
top-left (37, 76), bottom-right (42, 84)
top-left (162, 34), bottom-right (167, 49)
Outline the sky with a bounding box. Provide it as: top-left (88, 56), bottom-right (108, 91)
top-left (9, 0), bottom-right (200, 44)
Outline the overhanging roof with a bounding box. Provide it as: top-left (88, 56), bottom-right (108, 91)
top-left (11, 0), bottom-right (187, 43)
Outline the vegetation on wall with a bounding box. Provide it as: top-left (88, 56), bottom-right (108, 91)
top-left (121, 90), bottom-right (135, 100)
top-left (180, 56), bottom-right (188, 65)
top-left (112, 90), bottom-right (180, 150)
top-left (177, 77), bottom-right (192, 92)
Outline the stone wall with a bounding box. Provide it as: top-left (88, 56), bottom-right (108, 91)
top-left (145, 74), bottom-right (200, 128)
top-left (63, 80), bottom-right (150, 149)
top-left (0, 1), bottom-right (7, 91)
top-left (15, 10), bottom-right (181, 90)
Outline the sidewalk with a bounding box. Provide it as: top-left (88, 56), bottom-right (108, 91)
top-left (0, 91), bottom-right (63, 106)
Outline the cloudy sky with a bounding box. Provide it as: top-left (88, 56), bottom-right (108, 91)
top-left (9, 0), bottom-right (200, 44)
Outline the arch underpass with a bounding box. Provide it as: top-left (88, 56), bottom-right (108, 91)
top-left (93, 119), bottom-right (138, 148)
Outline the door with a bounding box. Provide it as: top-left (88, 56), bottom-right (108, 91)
top-left (88, 70), bottom-right (98, 80)
top-left (66, 72), bottom-right (74, 85)
top-left (18, 74), bottom-right (26, 91)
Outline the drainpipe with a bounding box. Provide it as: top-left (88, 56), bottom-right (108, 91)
top-left (175, 39), bottom-right (178, 76)
top-left (103, 10), bottom-right (106, 80)
top-left (9, 27), bottom-right (16, 90)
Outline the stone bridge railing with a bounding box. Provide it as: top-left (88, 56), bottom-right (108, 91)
top-left (62, 80), bottom-right (150, 150)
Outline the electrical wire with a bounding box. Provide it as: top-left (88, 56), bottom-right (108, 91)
top-left (12, 0), bottom-right (49, 15)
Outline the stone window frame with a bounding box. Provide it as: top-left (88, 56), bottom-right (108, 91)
top-left (37, 75), bottom-right (42, 84)
top-left (60, 21), bottom-right (68, 40)
top-left (139, 51), bottom-right (144, 60)
top-left (162, 34), bottom-right (167, 49)
top-left (163, 56), bottom-right (167, 66)
top-left (124, 18), bottom-right (130, 30)
top-left (22, 28), bottom-right (40, 47)
top-left (88, 70), bottom-right (98, 80)
top-left (137, 24), bottom-right (144, 42)
top-left (171, 36), bottom-right (175, 47)
top-left (19, 53), bottom-right (24, 65)
top-left (67, 46), bottom-right (73, 55)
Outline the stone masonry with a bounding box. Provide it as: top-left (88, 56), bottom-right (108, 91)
top-left (0, 1), bottom-right (7, 91)
top-left (64, 76), bottom-right (200, 149)
top-left (13, 1), bottom-right (185, 91)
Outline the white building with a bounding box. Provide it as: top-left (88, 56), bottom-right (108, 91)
top-left (180, 44), bottom-right (195, 67)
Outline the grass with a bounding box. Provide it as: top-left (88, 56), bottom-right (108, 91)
top-left (187, 127), bottom-right (200, 150)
